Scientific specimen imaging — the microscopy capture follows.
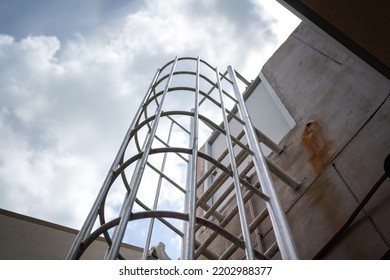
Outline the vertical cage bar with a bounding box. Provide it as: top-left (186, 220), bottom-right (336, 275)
top-left (182, 57), bottom-right (200, 260)
top-left (228, 66), bottom-right (299, 260)
top-left (66, 68), bottom-right (161, 260)
top-left (142, 121), bottom-right (174, 259)
top-left (105, 57), bottom-right (179, 259)
top-left (215, 67), bottom-right (255, 260)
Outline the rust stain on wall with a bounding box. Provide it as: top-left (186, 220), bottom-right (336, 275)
top-left (302, 120), bottom-right (332, 173)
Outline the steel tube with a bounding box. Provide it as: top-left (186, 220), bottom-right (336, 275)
top-left (146, 160), bottom-right (224, 221)
top-left (215, 67), bottom-right (255, 260)
top-left (183, 57), bottom-right (200, 260)
top-left (196, 130), bottom-right (245, 188)
top-left (66, 68), bottom-right (161, 260)
top-left (249, 197), bottom-right (264, 253)
top-left (105, 57), bottom-right (179, 259)
top-left (154, 134), bottom-right (188, 162)
top-left (147, 162), bottom-right (186, 194)
top-left (265, 241), bottom-right (279, 258)
top-left (194, 188), bottom-right (254, 259)
top-left (265, 158), bottom-right (301, 190)
top-left (195, 158), bottom-right (256, 232)
top-left (219, 207), bottom-right (268, 259)
top-left (196, 148), bottom-right (269, 207)
top-left (254, 128), bottom-right (283, 154)
top-left (142, 121), bottom-right (174, 259)
top-left (228, 66), bottom-right (299, 260)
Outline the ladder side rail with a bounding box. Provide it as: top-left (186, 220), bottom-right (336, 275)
top-left (228, 66), bottom-right (299, 260)
top-left (215, 67), bottom-right (255, 260)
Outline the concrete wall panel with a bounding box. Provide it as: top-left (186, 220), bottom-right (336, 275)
top-left (257, 23), bottom-right (390, 259)
top-left (284, 166), bottom-right (386, 259)
top-left (0, 209), bottom-right (142, 260)
top-left (334, 97), bottom-right (390, 243)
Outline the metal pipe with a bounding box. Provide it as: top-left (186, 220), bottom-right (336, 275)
top-left (254, 128), bottom-right (283, 155)
top-left (195, 158), bottom-right (256, 232)
top-left (265, 241), bottom-right (279, 258)
top-left (183, 57), bottom-right (200, 260)
top-left (196, 130), bottom-right (245, 188)
top-left (66, 68), bottom-right (161, 260)
top-left (228, 65), bottom-right (299, 260)
top-left (196, 148), bottom-right (269, 207)
top-left (234, 69), bottom-right (251, 86)
top-left (249, 197), bottom-right (264, 253)
top-left (147, 161), bottom-right (225, 221)
top-left (142, 121), bottom-right (174, 259)
top-left (147, 162), bottom-right (186, 194)
top-left (194, 188), bottom-right (254, 259)
top-left (154, 134), bottom-right (189, 162)
top-left (105, 57), bottom-right (179, 259)
top-left (214, 67), bottom-right (254, 259)
top-left (219, 207), bottom-right (268, 259)
top-left (265, 158), bottom-right (301, 190)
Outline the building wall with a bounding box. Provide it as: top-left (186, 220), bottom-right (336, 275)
top-left (259, 22), bottom-right (390, 259)
top-left (277, 0), bottom-right (390, 79)
top-left (195, 22), bottom-right (389, 260)
top-left (0, 209), bottom-right (143, 260)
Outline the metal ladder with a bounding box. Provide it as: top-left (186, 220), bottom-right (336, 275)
top-left (67, 56), bottom-right (301, 260)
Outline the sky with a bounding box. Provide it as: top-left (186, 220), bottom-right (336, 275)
top-left (0, 0), bottom-right (300, 257)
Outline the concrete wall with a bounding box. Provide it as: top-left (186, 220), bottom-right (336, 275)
top-left (259, 22), bottom-right (390, 259)
top-left (277, 0), bottom-right (390, 79)
top-left (195, 22), bottom-right (389, 260)
top-left (0, 208), bottom-right (143, 260)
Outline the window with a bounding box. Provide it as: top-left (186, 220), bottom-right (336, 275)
top-left (204, 72), bottom-right (295, 209)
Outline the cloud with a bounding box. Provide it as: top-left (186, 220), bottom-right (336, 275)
top-left (0, 32), bottom-right (132, 228)
top-left (0, 0), bottom-right (300, 252)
